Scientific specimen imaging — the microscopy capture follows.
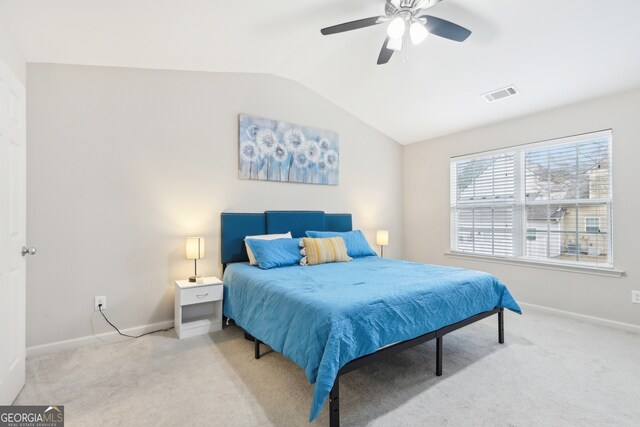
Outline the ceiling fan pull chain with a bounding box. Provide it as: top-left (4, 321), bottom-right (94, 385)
top-left (402, 31), bottom-right (410, 63)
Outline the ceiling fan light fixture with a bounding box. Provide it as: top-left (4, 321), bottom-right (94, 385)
top-left (387, 16), bottom-right (406, 39)
top-left (387, 36), bottom-right (403, 51)
top-left (320, 0), bottom-right (472, 65)
top-left (410, 21), bottom-right (429, 45)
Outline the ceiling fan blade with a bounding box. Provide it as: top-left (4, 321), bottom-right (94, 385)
top-left (419, 15), bottom-right (471, 42)
top-left (377, 37), bottom-right (395, 65)
top-left (321, 16), bottom-right (385, 35)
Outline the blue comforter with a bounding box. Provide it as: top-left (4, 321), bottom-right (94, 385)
top-left (223, 256), bottom-right (521, 421)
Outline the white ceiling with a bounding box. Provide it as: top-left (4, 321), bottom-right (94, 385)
top-left (1, 0), bottom-right (639, 144)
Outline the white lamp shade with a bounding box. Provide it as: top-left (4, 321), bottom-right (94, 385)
top-left (410, 22), bottom-right (429, 45)
top-left (376, 230), bottom-right (389, 246)
top-left (387, 36), bottom-right (403, 52)
top-left (185, 237), bottom-right (205, 260)
top-left (387, 16), bottom-right (406, 39)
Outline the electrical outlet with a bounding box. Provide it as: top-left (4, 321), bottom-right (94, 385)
top-left (94, 296), bottom-right (107, 311)
top-left (632, 290), bottom-right (640, 304)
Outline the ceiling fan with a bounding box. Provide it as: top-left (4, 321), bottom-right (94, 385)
top-left (320, 0), bottom-right (471, 65)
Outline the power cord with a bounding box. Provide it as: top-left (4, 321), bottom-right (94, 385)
top-left (98, 304), bottom-right (174, 338)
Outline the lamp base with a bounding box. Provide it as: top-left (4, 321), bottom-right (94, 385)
top-left (189, 275), bottom-right (200, 283)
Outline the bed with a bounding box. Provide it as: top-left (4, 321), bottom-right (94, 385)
top-left (221, 211), bottom-right (521, 426)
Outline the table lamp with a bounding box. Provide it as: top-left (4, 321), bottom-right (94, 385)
top-left (376, 230), bottom-right (389, 257)
top-left (186, 237), bottom-right (205, 282)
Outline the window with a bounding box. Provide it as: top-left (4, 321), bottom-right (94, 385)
top-left (450, 130), bottom-right (612, 268)
top-left (585, 217), bottom-right (600, 234)
top-left (527, 228), bottom-right (537, 241)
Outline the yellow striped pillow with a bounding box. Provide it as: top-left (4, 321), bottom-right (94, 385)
top-left (301, 237), bottom-right (351, 266)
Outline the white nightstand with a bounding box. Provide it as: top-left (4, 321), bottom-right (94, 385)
top-left (174, 277), bottom-right (223, 339)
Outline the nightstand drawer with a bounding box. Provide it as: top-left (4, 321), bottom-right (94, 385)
top-left (181, 284), bottom-right (222, 306)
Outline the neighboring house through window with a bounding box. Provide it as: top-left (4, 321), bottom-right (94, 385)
top-left (450, 130), bottom-right (612, 268)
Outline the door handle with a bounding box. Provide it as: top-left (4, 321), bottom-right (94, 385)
top-left (21, 247), bottom-right (37, 256)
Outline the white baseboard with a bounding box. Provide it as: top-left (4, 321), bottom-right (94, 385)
top-left (26, 320), bottom-right (175, 358)
top-left (519, 302), bottom-right (640, 333)
top-left (26, 303), bottom-right (639, 357)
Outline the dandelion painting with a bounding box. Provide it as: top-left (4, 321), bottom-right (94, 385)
top-left (238, 114), bottom-right (339, 185)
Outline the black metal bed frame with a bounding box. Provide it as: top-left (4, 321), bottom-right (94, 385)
top-left (252, 307), bottom-right (505, 427)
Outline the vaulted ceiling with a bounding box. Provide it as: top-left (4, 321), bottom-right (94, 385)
top-left (1, 0), bottom-right (639, 144)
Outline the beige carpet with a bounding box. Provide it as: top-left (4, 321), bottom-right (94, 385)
top-left (15, 308), bottom-right (640, 426)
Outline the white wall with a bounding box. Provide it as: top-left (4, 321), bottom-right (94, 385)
top-left (404, 88), bottom-right (640, 327)
top-left (26, 64), bottom-right (403, 347)
top-left (0, 21), bottom-right (25, 84)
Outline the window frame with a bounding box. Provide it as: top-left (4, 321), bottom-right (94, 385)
top-left (450, 129), bottom-right (613, 270)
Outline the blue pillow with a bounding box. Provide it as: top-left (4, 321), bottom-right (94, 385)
top-left (244, 238), bottom-right (302, 270)
top-left (304, 230), bottom-right (377, 258)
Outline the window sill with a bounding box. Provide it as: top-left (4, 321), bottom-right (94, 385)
top-left (444, 251), bottom-right (625, 278)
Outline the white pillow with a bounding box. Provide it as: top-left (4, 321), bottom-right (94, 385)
top-left (244, 232), bottom-right (292, 266)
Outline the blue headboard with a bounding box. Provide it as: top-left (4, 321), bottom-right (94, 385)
top-left (221, 210), bottom-right (352, 265)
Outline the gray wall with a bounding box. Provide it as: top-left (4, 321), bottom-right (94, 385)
top-left (403, 89), bottom-right (640, 326)
top-left (26, 64), bottom-right (403, 347)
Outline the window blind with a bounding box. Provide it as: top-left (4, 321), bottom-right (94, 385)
top-left (450, 130), bottom-right (612, 268)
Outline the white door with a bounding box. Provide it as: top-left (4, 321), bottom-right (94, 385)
top-left (0, 58), bottom-right (27, 405)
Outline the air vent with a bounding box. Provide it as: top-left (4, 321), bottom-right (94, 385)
top-left (483, 85), bottom-right (519, 103)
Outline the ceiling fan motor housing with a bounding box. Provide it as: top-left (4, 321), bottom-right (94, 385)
top-left (394, 0), bottom-right (441, 13)
top-left (388, 0), bottom-right (438, 24)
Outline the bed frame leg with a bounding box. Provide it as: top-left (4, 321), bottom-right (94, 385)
top-left (254, 338), bottom-right (261, 359)
top-left (498, 308), bottom-right (505, 344)
top-left (436, 336), bottom-right (443, 377)
top-left (329, 377), bottom-right (340, 427)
